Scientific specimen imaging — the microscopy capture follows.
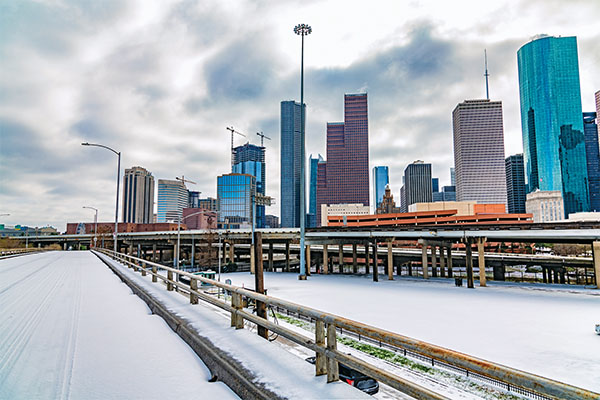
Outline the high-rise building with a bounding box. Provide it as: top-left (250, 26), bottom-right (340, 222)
top-left (583, 112), bottom-right (600, 211)
top-left (122, 166), bottom-right (154, 224)
top-left (316, 93), bottom-right (369, 225)
top-left (198, 197), bottom-right (217, 211)
top-left (526, 190), bottom-right (564, 223)
top-left (450, 167), bottom-right (456, 186)
top-left (265, 215), bottom-right (279, 228)
top-left (403, 161), bottom-right (432, 209)
top-left (308, 154), bottom-right (324, 228)
top-left (505, 154), bottom-right (527, 214)
top-left (280, 100), bottom-right (305, 228)
top-left (188, 190), bottom-right (201, 208)
top-left (453, 99), bottom-right (507, 205)
top-left (157, 179), bottom-right (188, 222)
top-left (216, 173), bottom-right (256, 228)
top-left (372, 166), bottom-right (389, 209)
top-left (232, 142), bottom-right (265, 228)
top-left (431, 178), bottom-right (439, 194)
top-left (517, 35), bottom-right (589, 217)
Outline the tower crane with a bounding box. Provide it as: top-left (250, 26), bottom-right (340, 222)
top-left (256, 131), bottom-right (271, 147)
top-left (226, 126), bottom-right (246, 168)
top-left (176, 176), bottom-right (196, 186)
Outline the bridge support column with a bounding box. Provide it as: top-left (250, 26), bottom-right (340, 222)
top-left (352, 244), bottom-right (358, 274)
top-left (593, 241), bottom-right (600, 289)
top-left (322, 244), bottom-right (328, 274)
top-left (229, 243), bottom-right (235, 265)
top-left (63, 242), bottom-right (67, 251)
top-left (129, 243), bottom-right (133, 256)
top-left (431, 246), bottom-right (438, 277)
top-left (285, 242), bottom-right (290, 272)
top-left (387, 241), bottom-right (394, 280)
top-left (364, 242), bottom-right (370, 275)
top-left (466, 240), bottom-right (474, 288)
top-left (152, 244), bottom-right (157, 263)
top-left (440, 246), bottom-right (446, 277)
top-left (421, 240), bottom-right (429, 279)
top-left (447, 246), bottom-right (453, 278)
top-left (338, 245), bottom-right (344, 273)
top-left (542, 266), bottom-right (548, 283)
top-left (268, 243), bottom-right (273, 272)
top-left (477, 238), bottom-right (487, 287)
top-left (372, 241), bottom-right (379, 282)
top-left (306, 245), bottom-right (311, 276)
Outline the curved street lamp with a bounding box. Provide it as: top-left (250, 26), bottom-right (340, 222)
top-left (294, 23), bottom-right (311, 280)
top-left (82, 206), bottom-right (98, 248)
top-left (81, 142), bottom-right (121, 252)
top-left (176, 208), bottom-right (209, 270)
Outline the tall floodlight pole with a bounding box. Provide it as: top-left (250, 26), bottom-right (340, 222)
top-left (294, 23), bottom-right (311, 280)
top-left (82, 143), bottom-right (121, 252)
top-left (83, 206), bottom-right (98, 248)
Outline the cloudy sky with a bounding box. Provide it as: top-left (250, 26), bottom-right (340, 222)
top-left (1, 0), bottom-right (599, 231)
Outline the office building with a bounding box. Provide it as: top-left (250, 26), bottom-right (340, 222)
top-left (453, 99), bottom-right (507, 205)
top-left (216, 173), bottom-right (256, 228)
top-left (431, 178), bottom-right (439, 194)
top-left (280, 100), bottom-right (305, 227)
top-left (182, 208), bottom-right (217, 229)
top-left (198, 197), bottom-right (217, 211)
top-left (321, 203), bottom-right (370, 227)
top-left (450, 167), bottom-right (456, 186)
top-left (409, 201), bottom-right (505, 215)
top-left (232, 142), bottom-right (266, 228)
top-left (518, 35), bottom-right (589, 217)
top-left (433, 185), bottom-right (457, 202)
top-left (400, 184), bottom-right (406, 213)
top-left (583, 112), bottom-right (600, 211)
top-left (316, 93), bottom-right (369, 225)
top-left (372, 166), bottom-right (389, 209)
top-left (188, 190), bottom-right (201, 208)
top-left (525, 190), bottom-right (564, 223)
top-left (265, 215), bottom-right (279, 228)
top-left (505, 154), bottom-right (527, 214)
top-left (122, 166), bottom-right (155, 224)
top-left (403, 161), bottom-right (432, 209)
top-left (308, 154), bottom-right (324, 228)
top-left (157, 179), bottom-right (188, 223)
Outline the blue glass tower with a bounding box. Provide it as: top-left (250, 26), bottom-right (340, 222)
top-left (217, 173), bottom-right (256, 228)
top-left (280, 100), bottom-right (305, 227)
top-left (517, 35), bottom-right (589, 216)
top-left (583, 112), bottom-right (600, 211)
top-left (232, 143), bottom-right (265, 228)
top-left (372, 166), bottom-right (389, 209)
top-left (308, 154), bottom-right (323, 228)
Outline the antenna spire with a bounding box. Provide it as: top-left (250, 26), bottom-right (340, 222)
top-left (484, 49), bottom-right (490, 100)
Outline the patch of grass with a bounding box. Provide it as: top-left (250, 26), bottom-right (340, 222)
top-left (275, 313), bottom-right (313, 330)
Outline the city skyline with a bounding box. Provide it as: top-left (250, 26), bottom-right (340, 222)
top-left (1, 1), bottom-right (599, 230)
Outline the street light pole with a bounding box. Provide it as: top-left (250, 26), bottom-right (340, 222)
top-left (83, 206), bottom-right (98, 248)
top-left (82, 142), bottom-right (121, 253)
top-left (294, 23), bottom-right (312, 280)
top-left (176, 209), bottom-right (207, 270)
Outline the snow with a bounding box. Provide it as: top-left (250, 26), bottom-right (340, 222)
top-left (221, 271), bottom-right (600, 393)
top-left (0, 251), bottom-right (237, 399)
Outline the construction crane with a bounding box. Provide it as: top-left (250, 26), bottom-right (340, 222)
top-left (256, 131), bottom-right (271, 147)
top-left (176, 175), bottom-right (196, 186)
top-left (226, 126), bottom-right (246, 168)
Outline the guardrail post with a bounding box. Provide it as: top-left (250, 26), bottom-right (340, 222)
top-left (326, 323), bottom-right (339, 383)
top-left (152, 265), bottom-right (157, 282)
top-left (167, 270), bottom-right (174, 291)
top-left (231, 293), bottom-right (243, 329)
top-left (190, 277), bottom-right (198, 304)
top-left (315, 320), bottom-right (326, 376)
top-left (254, 231), bottom-right (268, 339)
top-left (141, 262), bottom-right (147, 276)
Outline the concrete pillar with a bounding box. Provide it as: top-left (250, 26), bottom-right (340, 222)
top-left (229, 243), bottom-right (235, 264)
top-left (63, 242), bottom-right (67, 251)
top-left (440, 246), bottom-right (446, 277)
top-left (542, 266), bottom-right (548, 283)
top-left (268, 243), bottom-right (273, 272)
top-left (431, 245), bottom-right (438, 277)
top-left (338, 245), bottom-right (344, 273)
top-left (421, 240), bottom-right (429, 279)
top-left (137, 243), bottom-right (141, 258)
top-left (285, 242), bottom-right (290, 272)
top-left (593, 242), bottom-right (600, 289)
top-left (352, 243), bottom-right (358, 274)
top-left (306, 245), bottom-right (311, 276)
top-left (466, 240), bottom-right (474, 289)
top-left (322, 244), bottom-right (329, 274)
top-left (372, 241), bottom-right (379, 282)
top-left (387, 242), bottom-right (394, 280)
top-left (152, 243), bottom-right (157, 263)
top-left (447, 246), bottom-right (453, 278)
top-left (129, 243), bottom-right (133, 256)
top-left (364, 242), bottom-right (370, 274)
top-left (477, 238), bottom-right (487, 287)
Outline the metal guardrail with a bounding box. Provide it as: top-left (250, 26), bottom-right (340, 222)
top-left (0, 248), bottom-right (46, 258)
top-left (94, 248), bottom-right (599, 400)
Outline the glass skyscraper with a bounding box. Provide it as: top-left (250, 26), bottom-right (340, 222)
top-left (505, 154), bottom-right (527, 214)
top-left (280, 100), bottom-right (305, 228)
top-left (308, 154), bottom-right (324, 228)
top-left (232, 143), bottom-right (265, 228)
top-left (372, 166), bottom-right (389, 209)
top-left (157, 179), bottom-right (188, 222)
top-left (583, 112), bottom-right (599, 211)
top-left (517, 35), bottom-right (589, 216)
top-left (217, 173), bottom-right (256, 228)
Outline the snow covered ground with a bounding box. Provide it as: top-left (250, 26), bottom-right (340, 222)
top-left (0, 251), bottom-right (237, 399)
top-left (222, 271), bottom-right (600, 393)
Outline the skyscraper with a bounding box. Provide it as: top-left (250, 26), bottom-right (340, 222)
top-left (583, 112), bottom-right (599, 211)
top-left (403, 161), bottom-right (432, 208)
top-left (372, 166), bottom-right (389, 209)
top-left (517, 35), bottom-right (589, 216)
top-left (233, 142), bottom-right (265, 228)
top-left (308, 154), bottom-right (324, 228)
top-left (217, 173), bottom-right (256, 228)
top-left (452, 99), bottom-right (507, 205)
top-left (188, 190), bottom-right (201, 208)
top-left (505, 154), bottom-right (527, 214)
top-left (280, 100), bottom-right (305, 228)
top-left (122, 166), bottom-right (154, 224)
top-left (316, 93), bottom-right (369, 225)
top-left (157, 179), bottom-right (188, 222)
top-left (450, 167), bottom-right (456, 186)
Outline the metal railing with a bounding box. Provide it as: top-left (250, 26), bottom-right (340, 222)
top-left (94, 248), bottom-right (599, 400)
top-left (0, 248), bottom-right (47, 258)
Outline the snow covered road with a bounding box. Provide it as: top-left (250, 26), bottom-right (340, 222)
top-left (0, 251), bottom-right (237, 400)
